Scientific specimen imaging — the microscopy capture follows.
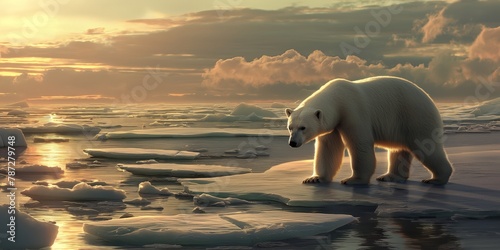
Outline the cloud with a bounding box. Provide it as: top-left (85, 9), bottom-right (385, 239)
top-left (418, 0), bottom-right (500, 43)
top-left (1, 1), bottom-right (499, 102)
top-left (421, 8), bottom-right (454, 43)
top-left (202, 49), bottom-right (385, 87)
top-left (202, 48), bottom-right (499, 99)
top-left (86, 27), bottom-right (106, 35)
top-left (469, 26), bottom-right (500, 62)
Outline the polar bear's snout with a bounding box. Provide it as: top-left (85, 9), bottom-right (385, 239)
top-left (288, 132), bottom-right (303, 148)
top-left (289, 139), bottom-right (300, 148)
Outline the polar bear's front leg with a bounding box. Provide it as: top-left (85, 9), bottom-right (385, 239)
top-left (341, 142), bottom-right (376, 185)
top-left (303, 130), bottom-right (345, 184)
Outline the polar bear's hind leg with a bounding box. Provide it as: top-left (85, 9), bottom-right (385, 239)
top-left (376, 150), bottom-right (412, 183)
top-left (417, 146), bottom-right (453, 185)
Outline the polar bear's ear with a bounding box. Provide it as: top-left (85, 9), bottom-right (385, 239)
top-left (314, 110), bottom-right (322, 120)
top-left (285, 108), bottom-right (293, 117)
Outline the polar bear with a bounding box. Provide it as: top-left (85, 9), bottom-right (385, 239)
top-left (285, 76), bottom-right (453, 185)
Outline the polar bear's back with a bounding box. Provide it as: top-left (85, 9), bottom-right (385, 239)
top-left (353, 76), bottom-right (443, 146)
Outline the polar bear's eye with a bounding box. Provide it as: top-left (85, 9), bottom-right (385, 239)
top-left (299, 126), bottom-right (306, 131)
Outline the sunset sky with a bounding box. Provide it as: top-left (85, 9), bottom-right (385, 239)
top-left (0, 0), bottom-right (499, 103)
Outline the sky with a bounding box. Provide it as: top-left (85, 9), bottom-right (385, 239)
top-left (0, 0), bottom-right (499, 104)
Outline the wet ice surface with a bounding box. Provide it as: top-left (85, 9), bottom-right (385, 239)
top-left (83, 211), bottom-right (355, 246)
top-left (118, 163), bottom-right (252, 177)
top-left (183, 145), bottom-right (500, 218)
top-left (1, 101), bottom-right (500, 249)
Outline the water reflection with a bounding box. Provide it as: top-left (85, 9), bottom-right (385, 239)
top-left (27, 141), bottom-right (71, 167)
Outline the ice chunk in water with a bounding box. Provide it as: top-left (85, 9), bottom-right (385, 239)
top-left (0, 128), bottom-right (27, 147)
top-left (21, 182), bottom-right (126, 201)
top-left (118, 163), bottom-right (251, 178)
top-left (138, 181), bottom-right (173, 196)
top-left (0, 164), bottom-right (63, 175)
top-left (83, 211), bottom-right (355, 246)
top-left (100, 127), bottom-right (288, 140)
top-left (230, 103), bottom-right (278, 117)
top-left (84, 148), bottom-right (200, 160)
top-left (0, 205), bottom-right (58, 249)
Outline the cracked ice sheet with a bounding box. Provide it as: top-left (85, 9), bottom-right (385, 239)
top-left (83, 211), bottom-right (355, 246)
top-left (181, 144), bottom-right (500, 218)
top-left (83, 148), bottom-right (199, 160)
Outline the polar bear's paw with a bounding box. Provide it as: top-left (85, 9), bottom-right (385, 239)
top-left (302, 176), bottom-right (324, 184)
top-left (422, 178), bottom-right (447, 185)
top-left (340, 177), bottom-right (369, 185)
top-left (376, 173), bottom-right (407, 183)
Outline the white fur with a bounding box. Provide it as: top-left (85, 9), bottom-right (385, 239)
top-left (286, 76), bottom-right (453, 185)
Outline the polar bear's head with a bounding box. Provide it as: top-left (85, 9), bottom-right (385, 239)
top-left (285, 107), bottom-right (323, 148)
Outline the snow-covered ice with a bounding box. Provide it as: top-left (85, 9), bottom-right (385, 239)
top-left (118, 163), bottom-right (251, 178)
top-left (0, 128), bottom-right (27, 147)
top-left (182, 145), bottom-right (500, 217)
top-left (138, 181), bottom-right (173, 196)
top-left (99, 127), bottom-right (288, 140)
top-left (84, 148), bottom-right (200, 160)
top-left (83, 211), bottom-right (355, 246)
top-left (0, 205), bottom-right (58, 249)
top-left (21, 182), bottom-right (126, 201)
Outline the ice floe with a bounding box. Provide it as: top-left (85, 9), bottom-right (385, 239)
top-left (83, 211), bottom-right (355, 246)
top-left (100, 127), bottom-right (288, 139)
top-left (182, 146), bottom-right (500, 218)
top-left (470, 97), bottom-right (500, 116)
top-left (21, 182), bottom-right (126, 201)
top-left (0, 164), bottom-right (63, 175)
top-left (16, 122), bottom-right (101, 134)
top-left (118, 163), bottom-right (251, 178)
top-left (33, 179), bottom-right (108, 189)
top-left (84, 148), bottom-right (200, 160)
top-left (135, 159), bottom-right (159, 164)
top-left (230, 103), bottom-right (278, 117)
top-left (66, 161), bottom-right (106, 169)
top-left (140, 205), bottom-right (164, 211)
top-left (0, 205), bottom-right (58, 249)
top-left (194, 193), bottom-right (252, 207)
top-left (124, 198), bottom-right (152, 206)
top-left (0, 128), bottom-right (27, 147)
top-left (138, 181), bottom-right (173, 196)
